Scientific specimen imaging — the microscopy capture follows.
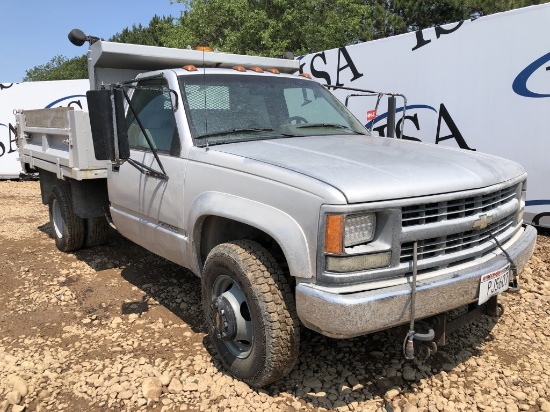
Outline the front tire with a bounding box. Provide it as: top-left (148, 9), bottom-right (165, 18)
top-left (202, 240), bottom-right (300, 387)
top-left (48, 184), bottom-right (85, 252)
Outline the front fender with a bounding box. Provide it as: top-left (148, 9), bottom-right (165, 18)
top-left (187, 191), bottom-right (313, 278)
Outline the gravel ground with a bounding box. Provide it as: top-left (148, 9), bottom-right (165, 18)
top-left (0, 180), bottom-right (549, 412)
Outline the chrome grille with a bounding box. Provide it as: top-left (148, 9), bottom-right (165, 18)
top-left (400, 183), bottom-right (519, 265)
top-left (402, 184), bottom-right (518, 227)
top-left (400, 214), bottom-right (514, 263)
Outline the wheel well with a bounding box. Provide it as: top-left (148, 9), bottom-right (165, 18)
top-left (38, 169), bottom-right (60, 205)
top-left (199, 216), bottom-right (288, 274)
top-left (36, 169), bottom-right (108, 219)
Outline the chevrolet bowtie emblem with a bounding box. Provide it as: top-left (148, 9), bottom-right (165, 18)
top-left (473, 214), bottom-right (493, 230)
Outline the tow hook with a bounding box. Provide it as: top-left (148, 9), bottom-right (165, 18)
top-left (404, 323), bottom-right (437, 360)
top-left (403, 241), bottom-right (438, 360)
top-left (402, 239), bottom-right (509, 361)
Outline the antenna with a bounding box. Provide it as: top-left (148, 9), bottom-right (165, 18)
top-left (203, 47), bottom-right (209, 151)
top-left (200, 0), bottom-right (209, 151)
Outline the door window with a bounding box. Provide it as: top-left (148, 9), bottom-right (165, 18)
top-left (126, 79), bottom-right (180, 155)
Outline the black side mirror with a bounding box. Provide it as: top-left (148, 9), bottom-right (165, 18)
top-left (86, 89), bottom-right (130, 162)
top-left (68, 29), bottom-right (87, 46)
top-left (68, 28), bottom-right (101, 46)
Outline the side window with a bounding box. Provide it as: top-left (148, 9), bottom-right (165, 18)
top-left (126, 79), bottom-right (179, 154)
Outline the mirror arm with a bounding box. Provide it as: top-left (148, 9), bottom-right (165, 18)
top-left (127, 158), bottom-right (168, 180)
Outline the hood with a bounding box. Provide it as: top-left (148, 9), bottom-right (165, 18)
top-left (210, 135), bottom-right (525, 204)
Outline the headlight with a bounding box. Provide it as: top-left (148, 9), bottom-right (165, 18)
top-left (325, 213), bottom-right (376, 254)
top-left (344, 213), bottom-right (376, 247)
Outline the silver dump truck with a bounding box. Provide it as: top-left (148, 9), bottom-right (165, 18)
top-left (16, 30), bottom-right (536, 386)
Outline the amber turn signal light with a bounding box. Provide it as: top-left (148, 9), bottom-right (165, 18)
top-left (325, 214), bottom-right (344, 254)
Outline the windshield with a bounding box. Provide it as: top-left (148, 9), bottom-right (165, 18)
top-left (179, 74), bottom-right (369, 147)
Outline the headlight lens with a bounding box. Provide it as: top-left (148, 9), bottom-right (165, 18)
top-left (344, 213), bottom-right (376, 247)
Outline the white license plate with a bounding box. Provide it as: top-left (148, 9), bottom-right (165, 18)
top-left (478, 264), bottom-right (510, 304)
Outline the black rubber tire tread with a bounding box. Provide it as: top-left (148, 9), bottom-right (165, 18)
top-left (202, 240), bottom-right (300, 387)
top-left (84, 216), bottom-right (109, 248)
top-left (48, 183), bottom-right (85, 252)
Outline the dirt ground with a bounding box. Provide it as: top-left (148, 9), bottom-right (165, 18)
top-left (0, 180), bottom-right (549, 412)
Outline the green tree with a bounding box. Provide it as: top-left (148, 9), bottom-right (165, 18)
top-left (171, 0), bottom-right (544, 56)
top-left (110, 15), bottom-right (177, 46)
top-left (23, 55), bottom-right (88, 82)
top-left (25, 0), bottom-right (544, 81)
top-left (168, 0), bottom-right (391, 55)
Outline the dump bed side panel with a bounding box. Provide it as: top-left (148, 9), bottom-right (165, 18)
top-left (17, 107), bottom-right (108, 180)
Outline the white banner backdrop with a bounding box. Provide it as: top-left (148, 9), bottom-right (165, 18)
top-left (298, 4), bottom-right (550, 225)
top-left (0, 80), bottom-right (89, 178)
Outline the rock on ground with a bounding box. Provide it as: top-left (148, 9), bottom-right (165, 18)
top-left (0, 180), bottom-right (549, 411)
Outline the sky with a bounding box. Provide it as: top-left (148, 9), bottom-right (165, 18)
top-left (0, 0), bottom-right (184, 83)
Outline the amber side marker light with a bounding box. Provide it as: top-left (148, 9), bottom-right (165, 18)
top-left (299, 73), bottom-right (312, 79)
top-left (325, 215), bottom-right (344, 254)
top-left (183, 65), bottom-right (197, 71)
top-left (196, 45), bottom-right (212, 52)
top-left (232, 65), bottom-right (246, 72)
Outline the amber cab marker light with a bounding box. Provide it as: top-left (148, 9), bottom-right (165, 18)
top-left (267, 68), bottom-right (280, 74)
top-left (250, 66), bottom-right (264, 73)
top-left (299, 73), bottom-right (312, 79)
top-left (232, 65), bottom-right (246, 72)
top-left (196, 45), bottom-right (212, 52)
top-left (325, 215), bottom-right (344, 254)
top-left (183, 65), bottom-right (198, 71)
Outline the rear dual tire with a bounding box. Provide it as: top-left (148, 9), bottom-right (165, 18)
top-left (48, 183), bottom-right (108, 252)
top-left (49, 184), bottom-right (85, 252)
top-left (84, 216), bottom-right (109, 248)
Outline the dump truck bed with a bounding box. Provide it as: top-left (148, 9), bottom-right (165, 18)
top-left (17, 107), bottom-right (108, 180)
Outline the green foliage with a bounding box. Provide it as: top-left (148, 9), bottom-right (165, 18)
top-left (172, 0), bottom-right (543, 56)
top-left (23, 55), bottom-right (88, 82)
top-left (169, 0), bottom-right (408, 56)
top-left (109, 15), bottom-right (176, 46)
top-left (24, 0), bottom-right (544, 81)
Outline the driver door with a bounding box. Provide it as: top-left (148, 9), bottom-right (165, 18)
top-left (108, 77), bottom-right (188, 266)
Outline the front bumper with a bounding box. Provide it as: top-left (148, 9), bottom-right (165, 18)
top-left (296, 224), bottom-right (537, 339)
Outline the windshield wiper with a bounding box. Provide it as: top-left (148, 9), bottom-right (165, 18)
top-left (296, 123), bottom-right (349, 129)
top-left (196, 128), bottom-right (274, 139)
top-left (295, 123), bottom-right (365, 134)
